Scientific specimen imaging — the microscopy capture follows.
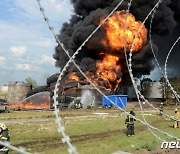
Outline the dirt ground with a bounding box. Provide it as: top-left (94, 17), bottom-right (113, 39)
top-left (126, 102), bottom-right (161, 109)
top-left (13, 118), bottom-right (161, 149)
top-left (135, 147), bottom-right (180, 154)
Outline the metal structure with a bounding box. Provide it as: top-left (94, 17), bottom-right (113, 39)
top-left (49, 81), bottom-right (111, 109)
top-left (7, 82), bottom-right (30, 105)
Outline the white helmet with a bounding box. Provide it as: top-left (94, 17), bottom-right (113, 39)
top-left (0, 123), bottom-right (7, 130)
top-left (175, 108), bottom-right (178, 112)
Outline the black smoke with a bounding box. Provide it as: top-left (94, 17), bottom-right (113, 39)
top-left (53, 0), bottom-right (179, 86)
top-left (154, 0), bottom-right (180, 76)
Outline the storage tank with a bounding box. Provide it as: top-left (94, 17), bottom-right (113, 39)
top-left (0, 86), bottom-right (8, 93)
top-left (7, 82), bottom-right (30, 104)
top-left (143, 82), bottom-right (162, 99)
top-left (0, 85), bottom-right (8, 99)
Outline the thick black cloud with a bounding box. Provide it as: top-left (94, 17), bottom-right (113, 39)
top-left (53, 0), bottom-right (179, 85)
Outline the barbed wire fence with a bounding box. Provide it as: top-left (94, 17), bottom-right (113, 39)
top-left (149, 10), bottom-right (180, 103)
top-left (149, 8), bottom-right (180, 103)
top-left (126, 0), bottom-right (180, 119)
top-left (0, 141), bottom-right (30, 154)
top-left (36, 0), bottom-right (180, 152)
top-left (164, 37), bottom-right (180, 102)
top-left (1, 0), bottom-right (180, 153)
top-left (122, 0), bottom-right (166, 142)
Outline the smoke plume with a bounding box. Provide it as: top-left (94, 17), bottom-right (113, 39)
top-left (53, 0), bottom-right (179, 87)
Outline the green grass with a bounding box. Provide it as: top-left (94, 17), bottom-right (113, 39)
top-left (1, 107), bottom-right (179, 154)
top-left (0, 108), bottom-right (123, 120)
top-left (1, 105), bottom-right (175, 120)
top-left (0, 111), bottom-right (53, 119)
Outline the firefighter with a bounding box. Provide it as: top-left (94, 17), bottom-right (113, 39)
top-left (173, 108), bottom-right (179, 128)
top-left (159, 102), bottom-right (163, 117)
top-left (0, 123), bottom-right (10, 154)
top-left (75, 102), bottom-right (82, 109)
top-left (125, 110), bottom-right (136, 136)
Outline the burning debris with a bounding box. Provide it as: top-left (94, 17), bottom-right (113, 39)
top-left (56, 10), bottom-right (148, 92)
top-left (47, 73), bottom-right (111, 109)
top-left (47, 0), bottom-right (180, 109)
top-left (8, 92), bottom-right (50, 110)
top-left (53, 0), bottom-right (177, 90)
top-left (9, 1), bottom-right (178, 110)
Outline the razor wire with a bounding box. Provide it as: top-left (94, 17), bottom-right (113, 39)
top-left (127, 0), bottom-right (180, 122)
top-left (35, 0), bottom-right (180, 153)
top-left (149, 9), bottom-right (164, 75)
top-left (122, 0), bottom-right (166, 143)
top-left (164, 36), bottom-right (180, 102)
top-left (36, 0), bottom-right (77, 153)
top-left (59, 0), bottom-right (179, 125)
top-left (113, 0), bottom-right (180, 142)
top-left (62, 0), bottom-right (179, 138)
top-left (0, 95), bottom-right (46, 154)
top-left (38, 0), bottom-right (169, 151)
top-left (134, 4), bottom-right (179, 142)
top-left (37, 0), bottom-right (180, 148)
top-left (126, 3), bottom-right (177, 142)
top-left (149, 8), bottom-right (179, 103)
top-left (0, 141), bottom-right (30, 154)
top-left (128, 0), bottom-right (163, 76)
top-left (128, 0), bottom-right (163, 79)
top-left (122, 0), bottom-right (155, 141)
top-left (149, 9), bottom-right (180, 103)
top-left (0, 100), bottom-right (51, 150)
top-left (124, 0), bottom-right (180, 145)
top-left (122, 1), bottom-right (154, 140)
top-left (0, 1), bottom-right (176, 154)
top-left (36, 0), bottom-right (125, 153)
top-left (149, 9), bottom-right (166, 100)
top-left (122, 0), bottom-right (178, 143)
top-left (52, 0), bottom-right (126, 80)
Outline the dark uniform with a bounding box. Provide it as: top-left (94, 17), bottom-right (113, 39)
top-left (0, 123), bottom-right (10, 154)
top-left (125, 111), bottom-right (136, 136)
top-left (173, 108), bottom-right (179, 128)
top-left (159, 103), bottom-right (163, 117)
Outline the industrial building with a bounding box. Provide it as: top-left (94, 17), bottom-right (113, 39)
top-left (0, 82), bottom-right (50, 110)
top-left (7, 82), bottom-right (30, 105)
top-left (0, 85), bottom-right (8, 100)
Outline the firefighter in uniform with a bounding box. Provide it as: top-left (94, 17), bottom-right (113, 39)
top-left (125, 110), bottom-right (136, 136)
top-left (159, 103), bottom-right (163, 117)
top-left (0, 123), bottom-right (10, 154)
top-left (173, 108), bottom-right (179, 128)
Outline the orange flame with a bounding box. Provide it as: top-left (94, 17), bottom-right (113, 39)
top-left (69, 72), bottom-right (79, 81)
top-left (114, 78), bottom-right (122, 92)
top-left (8, 102), bottom-right (50, 110)
top-left (66, 11), bottom-right (147, 91)
top-left (101, 10), bottom-right (147, 52)
top-left (95, 53), bottom-right (122, 90)
top-left (96, 54), bottom-right (120, 79)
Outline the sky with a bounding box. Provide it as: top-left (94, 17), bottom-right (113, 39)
top-left (0, 0), bottom-right (177, 86)
top-left (0, 0), bottom-right (73, 86)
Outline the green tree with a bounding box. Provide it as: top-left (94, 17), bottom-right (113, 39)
top-left (169, 77), bottom-right (180, 94)
top-left (24, 77), bottom-right (38, 89)
top-left (159, 76), bottom-right (180, 104)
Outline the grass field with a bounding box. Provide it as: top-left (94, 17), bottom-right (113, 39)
top-left (0, 106), bottom-right (180, 154)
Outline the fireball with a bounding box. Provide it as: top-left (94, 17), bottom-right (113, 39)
top-left (101, 10), bottom-right (147, 52)
top-left (96, 53), bottom-right (121, 90)
top-left (67, 11), bottom-right (148, 91)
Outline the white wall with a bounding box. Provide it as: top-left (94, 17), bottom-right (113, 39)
top-left (0, 86), bottom-right (8, 94)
